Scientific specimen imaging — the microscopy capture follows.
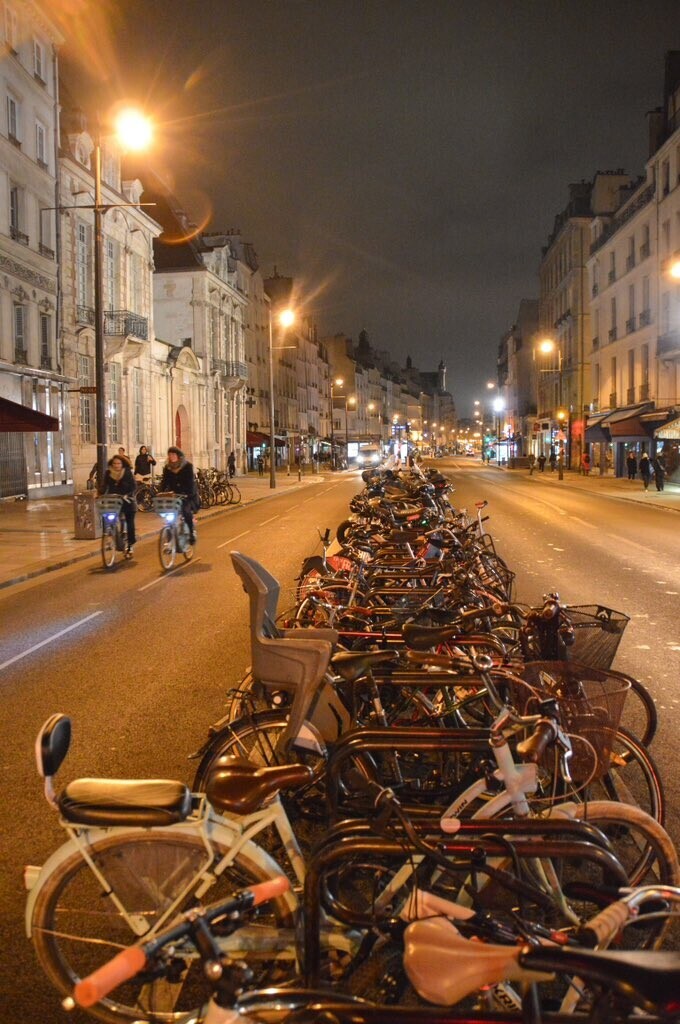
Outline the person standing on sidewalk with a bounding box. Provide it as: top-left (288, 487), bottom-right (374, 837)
top-left (537, 453), bottom-right (546, 472)
top-left (580, 451), bottom-right (591, 475)
top-left (626, 451), bottom-right (637, 480)
top-left (134, 445), bottom-right (156, 479)
top-left (548, 448), bottom-right (557, 472)
top-left (257, 454), bottom-right (264, 477)
top-left (652, 453), bottom-right (666, 492)
top-left (639, 452), bottom-right (652, 491)
top-left (528, 453), bottom-right (536, 475)
top-left (227, 451), bottom-right (236, 478)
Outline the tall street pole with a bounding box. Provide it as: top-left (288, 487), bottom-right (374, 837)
top-left (330, 379), bottom-right (335, 470)
top-left (267, 307), bottom-right (276, 489)
top-left (93, 130), bottom-right (107, 486)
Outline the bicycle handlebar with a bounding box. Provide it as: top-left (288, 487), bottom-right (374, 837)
top-left (68, 877), bottom-right (290, 1010)
top-left (515, 719), bottom-right (556, 763)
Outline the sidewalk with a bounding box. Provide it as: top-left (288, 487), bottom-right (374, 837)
top-left (497, 462), bottom-right (680, 512)
top-left (0, 468), bottom-right (330, 592)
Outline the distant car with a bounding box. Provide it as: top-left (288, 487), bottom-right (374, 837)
top-left (356, 448), bottom-right (381, 466)
top-left (465, 450), bottom-right (475, 457)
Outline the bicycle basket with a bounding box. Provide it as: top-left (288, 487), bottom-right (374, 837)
top-left (153, 495), bottom-right (184, 515)
top-left (96, 496), bottom-right (124, 514)
top-left (562, 605), bottom-right (630, 671)
top-left (510, 661), bottom-right (630, 782)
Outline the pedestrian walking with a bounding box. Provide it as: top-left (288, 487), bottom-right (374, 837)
top-left (652, 453), bottom-right (666, 492)
top-left (227, 451), bottom-right (236, 478)
top-left (580, 451), bottom-right (591, 476)
top-left (257, 454), bottom-right (264, 477)
top-left (548, 449), bottom-right (557, 472)
top-left (99, 454), bottom-right (137, 555)
top-left (134, 445), bottom-right (156, 480)
top-left (638, 452), bottom-right (652, 491)
top-left (626, 451), bottom-right (637, 480)
top-left (537, 453), bottom-right (546, 473)
top-left (159, 446), bottom-right (199, 544)
top-left (528, 453), bottom-right (536, 475)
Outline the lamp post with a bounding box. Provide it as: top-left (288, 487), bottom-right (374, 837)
top-left (537, 338), bottom-right (566, 478)
top-left (91, 108), bottom-right (152, 485)
top-left (330, 377), bottom-right (343, 470)
top-left (345, 395), bottom-right (355, 460)
top-left (493, 397), bottom-right (505, 466)
top-left (267, 306), bottom-right (295, 489)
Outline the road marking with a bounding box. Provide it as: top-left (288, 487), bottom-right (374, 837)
top-left (0, 611), bottom-right (103, 672)
top-left (302, 496), bottom-right (317, 504)
top-left (259, 515), bottom-right (280, 526)
top-left (285, 503), bottom-right (301, 511)
top-left (606, 533), bottom-right (655, 554)
top-left (217, 530), bottom-right (251, 550)
top-left (138, 558), bottom-right (202, 592)
top-left (568, 516), bottom-right (596, 529)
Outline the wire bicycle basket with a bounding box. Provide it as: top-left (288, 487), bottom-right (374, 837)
top-left (95, 496), bottom-right (124, 515)
top-left (510, 661), bottom-right (631, 782)
top-left (561, 605), bottom-right (630, 671)
top-left (153, 495), bottom-right (184, 516)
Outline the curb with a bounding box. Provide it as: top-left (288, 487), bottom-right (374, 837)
top-left (0, 476), bottom-right (325, 593)
top-left (495, 467), bottom-right (680, 516)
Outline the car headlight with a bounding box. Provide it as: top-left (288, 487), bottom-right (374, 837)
top-left (371, 454), bottom-right (380, 463)
top-left (356, 455), bottom-right (364, 464)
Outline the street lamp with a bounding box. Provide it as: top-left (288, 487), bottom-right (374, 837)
top-left (346, 395), bottom-right (355, 456)
top-left (268, 306), bottom-right (295, 489)
top-left (330, 377), bottom-right (343, 470)
top-left (93, 108), bottom-right (153, 484)
top-left (537, 337), bottom-right (566, 477)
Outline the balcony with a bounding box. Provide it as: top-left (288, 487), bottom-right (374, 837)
top-left (657, 330), bottom-right (680, 358)
top-left (37, 157), bottom-right (48, 172)
top-left (625, 317), bottom-right (636, 335)
top-left (609, 392), bottom-right (617, 408)
top-left (14, 347), bottom-right (28, 365)
top-left (591, 283), bottom-right (599, 297)
top-left (39, 243), bottom-right (54, 259)
top-left (626, 387), bottom-right (636, 404)
top-left (625, 254), bottom-right (635, 272)
top-left (8, 133), bottom-right (21, 149)
top-left (639, 382), bottom-right (650, 401)
top-left (608, 327), bottom-right (617, 342)
top-left (639, 241), bottom-right (650, 260)
top-left (40, 354), bottom-right (52, 370)
top-left (104, 310), bottom-right (148, 339)
top-left (223, 359), bottom-right (248, 381)
top-left (607, 269), bottom-right (616, 284)
top-left (77, 305), bottom-right (95, 327)
top-left (591, 335), bottom-right (599, 350)
top-left (639, 308), bottom-right (652, 328)
top-left (10, 225), bottom-right (28, 245)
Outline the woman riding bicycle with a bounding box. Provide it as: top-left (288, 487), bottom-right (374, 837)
top-left (159, 446), bottom-right (199, 544)
top-left (99, 454), bottom-right (137, 555)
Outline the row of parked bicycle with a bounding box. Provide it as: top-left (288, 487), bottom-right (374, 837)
top-left (29, 464), bottom-right (679, 1023)
top-left (134, 467), bottom-right (241, 513)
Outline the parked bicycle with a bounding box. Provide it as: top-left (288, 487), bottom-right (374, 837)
top-left (96, 497), bottom-right (130, 570)
top-left (134, 475), bottom-right (158, 513)
top-left (153, 493), bottom-right (195, 570)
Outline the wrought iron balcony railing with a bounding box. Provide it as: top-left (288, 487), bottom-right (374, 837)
top-left (625, 317), bottom-right (636, 334)
top-left (104, 310), bottom-right (148, 340)
top-left (639, 309), bottom-right (652, 328)
top-left (609, 391), bottom-right (617, 407)
top-left (223, 359), bottom-right (248, 380)
top-left (639, 383), bottom-right (650, 401)
top-left (39, 242), bottom-right (54, 259)
top-left (14, 347), bottom-right (27, 365)
top-left (10, 225), bottom-right (28, 245)
top-left (657, 330), bottom-right (680, 358)
top-left (608, 327), bottom-right (617, 342)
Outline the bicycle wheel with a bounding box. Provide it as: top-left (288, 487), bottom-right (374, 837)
top-left (619, 675), bottom-right (658, 749)
top-left (30, 830), bottom-right (295, 1024)
top-left (228, 481), bottom-right (241, 505)
top-left (178, 521), bottom-right (194, 562)
top-left (192, 711), bottom-right (295, 789)
top-left (581, 726), bottom-right (664, 825)
top-left (158, 525), bottom-right (176, 570)
top-left (101, 525), bottom-right (116, 569)
top-left (136, 486), bottom-right (154, 513)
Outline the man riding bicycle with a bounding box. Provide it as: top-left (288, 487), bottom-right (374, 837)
top-left (159, 446), bottom-right (199, 544)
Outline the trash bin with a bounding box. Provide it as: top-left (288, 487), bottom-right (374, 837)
top-left (74, 491), bottom-right (101, 540)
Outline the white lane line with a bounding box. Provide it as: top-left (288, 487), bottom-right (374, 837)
top-left (568, 516), bottom-right (596, 529)
top-left (217, 530), bottom-right (251, 550)
top-left (138, 558), bottom-right (202, 592)
top-left (285, 504), bottom-right (301, 512)
top-left (606, 533), bottom-right (655, 554)
top-left (259, 515), bottom-right (280, 526)
top-left (302, 496), bottom-right (317, 504)
top-left (0, 611), bottom-right (103, 672)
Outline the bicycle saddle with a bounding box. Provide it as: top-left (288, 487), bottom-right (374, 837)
top-left (205, 756), bottom-right (313, 815)
top-left (402, 622), bottom-right (465, 650)
top-left (58, 778), bottom-right (192, 827)
top-left (330, 649), bottom-right (398, 682)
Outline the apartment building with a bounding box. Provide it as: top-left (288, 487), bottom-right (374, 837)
top-left (0, 1), bottom-right (65, 497)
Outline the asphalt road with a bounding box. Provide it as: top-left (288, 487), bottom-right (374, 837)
top-left (1, 463), bottom-right (678, 1022)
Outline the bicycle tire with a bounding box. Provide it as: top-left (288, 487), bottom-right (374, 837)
top-left (228, 481), bottom-right (241, 505)
top-left (581, 726), bottom-right (664, 825)
top-left (30, 830), bottom-right (295, 1024)
top-left (158, 525), bottom-right (176, 570)
top-left (619, 675), bottom-right (658, 750)
top-left (136, 485), bottom-right (155, 513)
top-left (178, 521), bottom-right (194, 562)
top-left (101, 525), bottom-right (116, 569)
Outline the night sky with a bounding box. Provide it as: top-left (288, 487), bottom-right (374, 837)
top-left (59, 1), bottom-right (678, 414)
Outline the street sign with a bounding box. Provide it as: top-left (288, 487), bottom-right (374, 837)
top-left (80, 386), bottom-right (97, 394)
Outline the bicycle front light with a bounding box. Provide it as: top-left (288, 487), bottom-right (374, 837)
top-left (162, 513), bottom-right (177, 523)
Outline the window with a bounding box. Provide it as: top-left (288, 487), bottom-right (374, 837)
top-left (610, 356), bottom-right (617, 398)
top-left (132, 367), bottom-right (143, 442)
top-left (13, 303), bottom-right (25, 360)
top-left (78, 354), bottom-right (94, 442)
top-left (642, 276), bottom-right (650, 312)
top-left (627, 349), bottom-right (635, 388)
top-left (661, 159), bottom-right (670, 196)
top-left (662, 219), bottom-right (671, 256)
top-left (104, 238), bottom-right (118, 310)
top-left (9, 183), bottom-right (19, 230)
top-left (214, 385), bottom-right (220, 441)
top-left (609, 297), bottom-right (617, 340)
top-left (661, 291), bottom-right (671, 334)
top-left (4, 4), bottom-right (17, 50)
top-left (40, 312), bottom-right (51, 368)
top-left (640, 223), bottom-right (650, 259)
top-left (626, 235), bottom-right (635, 270)
top-left (76, 223), bottom-right (90, 306)
top-left (33, 38), bottom-right (45, 81)
top-left (36, 120), bottom-right (47, 167)
top-left (608, 251), bottom-right (616, 283)
top-left (641, 344), bottom-right (649, 384)
top-left (109, 362), bottom-right (121, 443)
top-left (7, 93), bottom-right (20, 142)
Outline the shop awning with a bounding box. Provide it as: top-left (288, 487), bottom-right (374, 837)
top-left (0, 396), bottom-right (59, 432)
top-left (655, 416), bottom-right (680, 439)
top-left (608, 416), bottom-right (648, 438)
top-left (246, 430), bottom-right (268, 446)
top-left (584, 412), bottom-right (611, 443)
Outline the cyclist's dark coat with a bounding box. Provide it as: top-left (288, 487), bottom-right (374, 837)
top-left (100, 466), bottom-right (136, 498)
